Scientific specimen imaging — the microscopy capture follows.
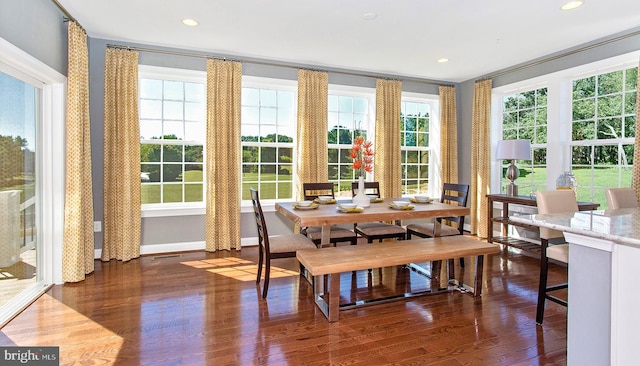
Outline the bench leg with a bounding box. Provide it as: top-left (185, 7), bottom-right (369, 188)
top-left (313, 273), bottom-right (340, 322)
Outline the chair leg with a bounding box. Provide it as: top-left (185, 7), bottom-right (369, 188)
top-left (256, 247), bottom-right (264, 284)
top-left (536, 239), bottom-right (550, 325)
top-left (262, 258), bottom-right (271, 298)
top-left (459, 257), bottom-right (465, 268)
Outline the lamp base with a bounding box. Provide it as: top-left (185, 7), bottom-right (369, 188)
top-left (506, 183), bottom-right (518, 196)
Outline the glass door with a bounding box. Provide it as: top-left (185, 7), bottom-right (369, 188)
top-left (0, 71), bottom-right (40, 309)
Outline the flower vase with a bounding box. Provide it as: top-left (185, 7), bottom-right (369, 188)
top-left (352, 175), bottom-right (370, 207)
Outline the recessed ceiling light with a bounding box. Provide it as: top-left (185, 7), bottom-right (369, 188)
top-left (362, 12), bottom-right (377, 20)
top-left (561, 1), bottom-right (584, 10)
top-left (182, 18), bottom-right (199, 27)
top-left (437, 58), bottom-right (449, 63)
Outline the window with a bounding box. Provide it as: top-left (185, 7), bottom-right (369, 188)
top-left (500, 87), bottom-right (548, 196)
top-left (327, 90), bottom-right (374, 197)
top-left (400, 99), bottom-right (432, 195)
top-left (139, 66), bottom-right (206, 206)
top-left (492, 51), bottom-right (639, 209)
top-left (241, 78), bottom-right (296, 201)
top-left (571, 67), bottom-right (637, 205)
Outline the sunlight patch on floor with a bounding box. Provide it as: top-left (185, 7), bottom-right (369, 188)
top-left (180, 257), bottom-right (298, 281)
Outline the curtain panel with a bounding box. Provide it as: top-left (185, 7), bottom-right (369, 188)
top-left (62, 21), bottom-right (94, 282)
top-left (102, 48), bottom-right (141, 262)
top-left (633, 58), bottom-right (640, 202)
top-left (296, 69), bottom-right (329, 200)
top-left (205, 59), bottom-right (242, 252)
top-left (374, 79), bottom-right (403, 198)
top-left (439, 85), bottom-right (458, 185)
top-left (470, 79), bottom-right (492, 238)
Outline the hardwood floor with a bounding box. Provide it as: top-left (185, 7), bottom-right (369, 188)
top-left (0, 240), bottom-right (569, 365)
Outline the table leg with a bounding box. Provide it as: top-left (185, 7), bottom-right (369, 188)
top-left (473, 255), bottom-right (484, 297)
top-left (320, 224), bottom-right (331, 247)
top-left (487, 197), bottom-right (494, 243)
top-left (328, 273), bottom-right (340, 322)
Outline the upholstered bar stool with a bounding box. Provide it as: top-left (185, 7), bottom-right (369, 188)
top-left (535, 190), bottom-right (578, 325)
top-left (605, 187), bottom-right (638, 209)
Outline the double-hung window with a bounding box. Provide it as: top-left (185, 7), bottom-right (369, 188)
top-left (327, 87), bottom-right (374, 197)
top-left (571, 66), bottom-right (637, 204)
top-left (139, 66), bottom-right (206, 208)
top-left (400, 97), bottom-right (435, 195)
top-left (241, 77), bottom-right (296, 202)
top-left (500, 87), bottom-right (548, 196)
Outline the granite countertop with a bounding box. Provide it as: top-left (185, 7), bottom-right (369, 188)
top-left (509, 208), bottom-right (640, 248)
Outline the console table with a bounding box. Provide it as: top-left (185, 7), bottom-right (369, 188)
top-left (486, 193), bottom-right (599, 249)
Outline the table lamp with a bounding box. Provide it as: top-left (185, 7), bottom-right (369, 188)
top-left (496, 139), bottom-right (531, 196)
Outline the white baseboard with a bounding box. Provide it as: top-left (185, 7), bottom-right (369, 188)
top-left (94, 238), bottom-right (259, 259)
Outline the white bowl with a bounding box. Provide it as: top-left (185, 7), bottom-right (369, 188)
top-left (414, 195), bottom-right (430, 202)
top-left (318, 195), bottom-right (333, 202)
top-left (366, 194), bottom-right (379, 199)
top-left (341, 203), bottom-right (358, 209)
top-left (297, 200), bottom-right (313, 207)
top-left (393, 200), bottom-right (411, 207)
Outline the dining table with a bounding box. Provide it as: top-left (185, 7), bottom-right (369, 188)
top-left (275, 198), bottom-right (471, 247)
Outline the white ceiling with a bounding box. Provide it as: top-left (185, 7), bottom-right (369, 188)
top-left (58, 0), bottom-right (640, 83)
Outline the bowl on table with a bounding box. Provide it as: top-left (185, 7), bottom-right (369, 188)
top-left (341, 203), bottom-right (358, 209)
top-left (317, 195), bottom-right (334, 203)
top-left (296, 200), bottom-right (313, 207)
top-left (414, 195), bottom-right (431, 203)
top-left (393, 200), bottom-right (411, 208)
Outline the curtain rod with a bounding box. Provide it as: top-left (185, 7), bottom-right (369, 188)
top-left (51, 0), bottom-right (76, 23)
top-left (106, 44), bottom-right (453, 88)
top-left (479, 28), bottom-right (640, 82)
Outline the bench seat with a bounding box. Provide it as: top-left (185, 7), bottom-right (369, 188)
top-left (296, 236), bottom-right (500, 322)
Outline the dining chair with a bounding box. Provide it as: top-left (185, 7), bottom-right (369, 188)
top-left (605, 187), bottom-right (638, 209)
top-left (250, 188), bottom-right (316, 299)
top-left (302, 182), bottom-right (358, 246)
top-left (406, 183), bottom-right (470, 267)
top-left (535, 189), bottom-right (578, 325)
top-left (350, 181), bottom-right (406, 243)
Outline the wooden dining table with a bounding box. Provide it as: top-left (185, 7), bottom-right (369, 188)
top-left (275, 198), bottom-right (471, 246)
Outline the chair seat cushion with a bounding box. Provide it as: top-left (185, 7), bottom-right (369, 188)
top-left (305, 226), bottom-right (357, 240)
top-left (547, 243), bottom-right (569, 263)
top-left (406, 223), bottom-right (460, 237)
top-left (356, 222), bottom-right (406, 236)
top-left (269, 234), bottom-right (316, 253)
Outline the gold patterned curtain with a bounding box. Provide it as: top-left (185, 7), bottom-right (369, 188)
top-left (205, 59), bottom-right (242, 252)
top-left (374, 79), bottom-right (402, 198)
top-left (102, 48), bottom-right (141, 261)
top-left (439, 85), bottom-right (458, 184)
top-left (62, 21), bottom-right (94, 282)
top-left (470, 79), bottom-right (492, 238)
top-left (296, 70), bottom-right (329, 200)
top-left (633, 58), bottom-right (640, 202)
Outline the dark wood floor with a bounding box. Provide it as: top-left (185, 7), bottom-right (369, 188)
top-left (0, 240), bottom-right (569, 365)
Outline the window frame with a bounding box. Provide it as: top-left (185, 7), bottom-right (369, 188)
top-left (240, 76), bottom-right (298, 208)
top-left (138, 65), bottom-right (207, 217)
top-left (327, 84), bottom-right (376, 197)
top-left (400, 92), bottom-right (440, 197)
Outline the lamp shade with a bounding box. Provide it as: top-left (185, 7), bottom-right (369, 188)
top-left (496, 139), bottom-right (531, 160)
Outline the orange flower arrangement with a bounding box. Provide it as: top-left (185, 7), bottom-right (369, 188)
top-left (350, 136), bottom-right (374, 177)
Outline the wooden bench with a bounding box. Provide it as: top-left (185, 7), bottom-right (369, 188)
top-left (296, 236), bottom-right (500, 322)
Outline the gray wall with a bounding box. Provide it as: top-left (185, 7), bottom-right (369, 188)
top-left (457, 26), bottom-right (640, 186)
top-left (0, 0), bottom-right (67, 76)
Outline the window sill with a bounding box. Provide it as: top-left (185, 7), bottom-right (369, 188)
top-left (141, 202), bottom-right (281, 217)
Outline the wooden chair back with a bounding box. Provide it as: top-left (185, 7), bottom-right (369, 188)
top-left (439, 183), bottom-right (470, 233)
top-left (250, 188), bottom-right (270, 254)
top-left (303, 182), bottom-right (336, 200)
top-left (351, 181), bottom-right (381, 197)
